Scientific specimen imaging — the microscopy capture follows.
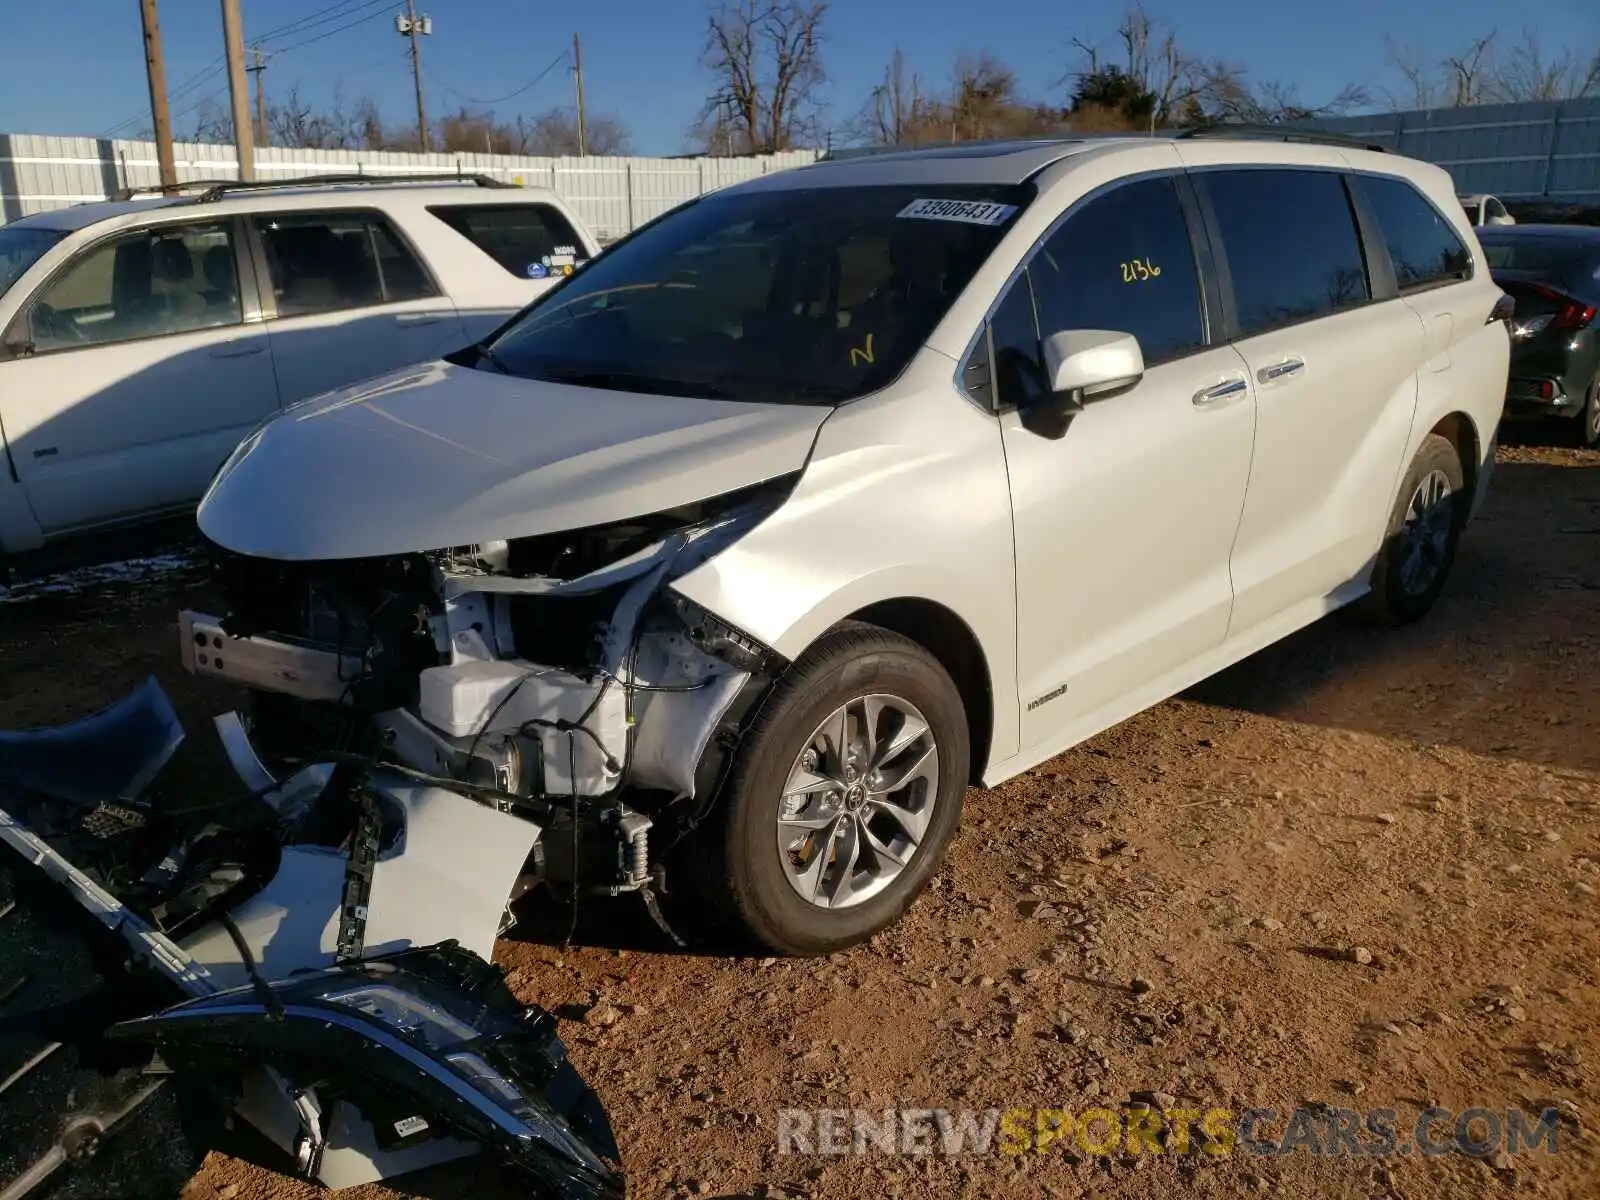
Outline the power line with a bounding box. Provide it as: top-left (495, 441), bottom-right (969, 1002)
top-left (254, 0), bottom-right (397, 47)
top-left (423, 50), bottom-right (570, 107)
top-left (103, 60), bottom-right (226, 136)
top-left (100, 0), bottom-right (398, 141)
top-left (267, 3), bottom-right (401, 58)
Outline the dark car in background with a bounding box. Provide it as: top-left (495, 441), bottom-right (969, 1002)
top-left (1479, 225), bottom-right (1600, 447)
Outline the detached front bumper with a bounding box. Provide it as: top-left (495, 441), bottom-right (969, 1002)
top-left (0, 680), bottom-right (625, 1199)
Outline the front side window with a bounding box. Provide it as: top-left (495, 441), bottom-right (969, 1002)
top-left (255, 211), bottom-right (436, 317)
top-left (23, 221), bottom-right (240, 353)
top-left (1204, 169), bottom-right (1371, 336)
top-left (429, 203), bottom-right (589, 280)
top-left (1361, 175), bottom-right (1474, 292)
top-left (986, 272), bottom-right (1051, 411)
top-left (478, 184), bottom-right (1031, 404)
top-left (1028, 176), bottom-right (1205, 366)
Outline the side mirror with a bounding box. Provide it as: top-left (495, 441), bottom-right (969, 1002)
top-left (1020, 330), bottom-right (1144, 439)
top-left (1043, 329), bottom-right (1145, 399)
top-left (1486, 213), bottom-right (1515, 227)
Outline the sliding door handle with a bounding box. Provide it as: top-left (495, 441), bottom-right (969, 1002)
top-left (1192, 375), bottom-right (1248, 409)
top-left (1257, 356), bottom-right (1305, 383)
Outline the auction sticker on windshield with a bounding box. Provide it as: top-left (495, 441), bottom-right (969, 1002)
top-left (897, 198), bottom-right (1019, 226)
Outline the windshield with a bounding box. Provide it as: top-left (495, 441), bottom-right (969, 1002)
top-left (476, 183), bottom-right (1032, 404)
top-left (0, 227), bottom-right (66, 301)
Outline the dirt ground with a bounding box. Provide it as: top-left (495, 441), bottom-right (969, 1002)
top-left (1, 439), bottom-right (1596, 1200)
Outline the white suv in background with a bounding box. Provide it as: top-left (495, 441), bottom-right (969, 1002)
top-left (0, 175), bottom-right (599, 558)
top-left (1459, 192), bottom-right (1515, 226)
top-left (184, 130), bottom-right (1510, 962)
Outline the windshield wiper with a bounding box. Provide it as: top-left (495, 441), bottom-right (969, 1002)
top-left (475, 344), bottom-right (515, 375)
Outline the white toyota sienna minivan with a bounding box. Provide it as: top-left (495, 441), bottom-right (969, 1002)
top-left (184, 130), bottom-right (1510, 958)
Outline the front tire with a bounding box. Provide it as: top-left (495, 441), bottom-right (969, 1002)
top-left (701, 623), bottom-right (969, 956)
top-left (1362, 433), bottom-right (1466, 625)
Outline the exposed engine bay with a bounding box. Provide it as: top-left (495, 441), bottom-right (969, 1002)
top-left (0, 477), bottom-right (796, 1198)
top-left (185, 472), bottom-right (793, 915)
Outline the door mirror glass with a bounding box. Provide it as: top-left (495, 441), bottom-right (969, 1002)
top-left (1042, 329), bottom-right (1144, 400)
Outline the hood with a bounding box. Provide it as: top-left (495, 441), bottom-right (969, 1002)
top-left (199, 360), bottom-right (830, 561)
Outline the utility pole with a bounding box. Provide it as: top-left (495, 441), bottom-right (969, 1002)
top-left (139, 0), bottom-right (177, 186)
top-left (397, 1), bottom-right (432, 152)
top-left (572, 32), bottom-right (588, 156)
top-left (247, 46), bottom-right (268, 145)
top-left (220, 0), bottom-right (255, 179)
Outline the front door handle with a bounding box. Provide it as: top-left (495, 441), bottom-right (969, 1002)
top-left (394, 312), bottom-right (449, 327)
top-left (210, 340), bottom-right (266, 359)
top-left (1192, 375), bottom-right (1249, 409)
top-left (1256, 356), bottom-right (1305, 384)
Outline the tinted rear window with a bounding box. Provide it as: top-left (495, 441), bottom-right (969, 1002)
top-left (1481, 236), bottom-right (1600, 292)
top-left (429, 203), bottom-right (588, 280)
top-left (1361, 175), bottom-right (1473, 292)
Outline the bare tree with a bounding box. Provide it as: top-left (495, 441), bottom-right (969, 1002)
top-left (1068, 6), bottom-right (1368, 128)
top-left (187, 97), bottom-right (235, 145)
top-left (1382, 37), bottom-right (1445, 110)
top-left (694, 0), bottom-right (828, 154)
top-left (1067, 5), bottom-right (1198, 129)
top-left (522, 108), bottom-right (631, 156)
top-left (1194, 66), bottom-right (1370, 123)
top-left (851, 47), bottom-right (925, 146)
top-left (1114, 4), bottom-right (1193, 124)
top-left (1443, 32), bottom-right (1498, 107)
top-left (1490, 31), bottom-right (1600, 102)
top-left (268, 85), bottom-right (364, 150)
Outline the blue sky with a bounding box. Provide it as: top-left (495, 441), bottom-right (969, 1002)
top-left (1, 0), bottom-right (1596, 154)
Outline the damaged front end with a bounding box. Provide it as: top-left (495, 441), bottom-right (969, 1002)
top-left (184, 471), bottom-right (793, 918)
top-left (0, 451), bottom-right (799, 1196)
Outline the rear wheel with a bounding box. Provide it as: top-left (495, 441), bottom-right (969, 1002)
top-left (1361, 433), bottom-right (1467, 625)
top-left (1579, 380), bottom-right (1600, 450)
top-left (699, 623), bottom-right (969, 956)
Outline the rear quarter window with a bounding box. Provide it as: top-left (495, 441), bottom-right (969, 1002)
top-left (1358, 175), bottom-right (1474, 293)
top-left (428, 203), bottom-right (589, 280)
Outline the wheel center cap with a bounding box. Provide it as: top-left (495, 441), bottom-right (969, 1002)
top-left (843, 783), bottom-right (867, 812)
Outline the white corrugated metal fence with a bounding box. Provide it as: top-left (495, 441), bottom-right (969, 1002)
top-left (0, 133), bottom-right (821, 240)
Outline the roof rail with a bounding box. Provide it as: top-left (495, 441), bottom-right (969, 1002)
top-left (114, 172), bottom-right (516, 204)
top-left (114, 178), bottom-right (243, 200)
top-left (1174, 123), bottom-right (1388, 153)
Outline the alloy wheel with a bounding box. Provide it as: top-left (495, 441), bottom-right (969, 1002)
top-left (776, 694), bottom-right (939, 910)
top-left (1398, 468), bottom-right (1455, 597)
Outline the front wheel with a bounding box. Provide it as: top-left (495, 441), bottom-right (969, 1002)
top-left (1361, 433), bottom-right (1467, 625)
top-left (699, 623), bottom-right (969, 956)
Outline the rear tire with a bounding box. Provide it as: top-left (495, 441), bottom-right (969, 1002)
top-left (1579, 380), bottom-right (1600, 450)
top-left (1361, 433), bottom-right (1467, 626)
top-left (697, 622), bottom-right (969, 957)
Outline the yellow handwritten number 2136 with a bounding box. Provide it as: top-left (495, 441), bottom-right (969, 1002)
top-left (1121, 258), bottom-right (1161, 283)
